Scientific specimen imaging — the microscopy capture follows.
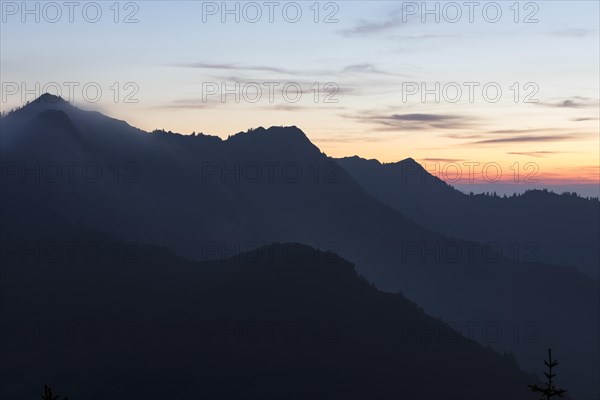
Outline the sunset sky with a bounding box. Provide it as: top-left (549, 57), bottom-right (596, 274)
top-left (1, 1), bottom-right (598, 195)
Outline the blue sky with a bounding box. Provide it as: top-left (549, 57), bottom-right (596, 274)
top-left (1, 1), bottom-right (599, 195)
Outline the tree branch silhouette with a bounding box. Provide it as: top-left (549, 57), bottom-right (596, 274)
top-left (41, 384), bottom-right (68, 400)
top-left (528, 348), bottom-right (567, 399)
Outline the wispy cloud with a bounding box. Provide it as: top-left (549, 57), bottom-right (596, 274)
top-left (535, 97), bottom-right (598, 108)
top-left (315, 134), bottom-right (392, 144)
top-left (548, 28), bottom-right (597, 38)
top-left (487, 128), bottom-right (561, 134)
top-left (572, 117), bottom-right (600, 122)
top-left (388, 114), bottom-right (460, 122)
top-left (340, 16), bottom-right (403, 37)
top-left (506, 151), bottom-right (568, 158)
top-left (158, 77), bottom-right (356, 109)
top-left (158, 97), bottom-right (225, 110)
top-left (268, 104), bottom-right (346, 112)
top-left (345, 112), bottom-right (474, 131)
top-left (444, 126), bottom-right (595, 147)
top-left (420, 157), bottom-right (465, 163)
top-left (546, 100), bottom-right (584, 108)
top-left (161, 104), bottom-right (216, 110)
top-left (390, 34), bottom-right (455, 41)
top-left (339, 8), bottom-right (419, 37)
top-left (472, 134), bottom-right (585, 145)
top-left (341, 63), bottom-right (408, 77)
top-left (172, 61), bottom-right (410, 80)
top-left (172, 62), bottom-right (297, 75)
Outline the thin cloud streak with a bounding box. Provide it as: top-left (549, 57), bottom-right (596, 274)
top-left (340, 17), bottom-right (403, 37)
top-left (420, 157), bottom-right (466, 163)
top-left (339, 7), bottom-right (421, 37)
top-left (507, 151), bottom-right (568, 158)
top-left (472, 135), bottom-right (585, 145)
top-left (344, 112), bottom-right (475, 131)
top-left (572, 117), bottom-right (600, 122)
top-left (535, 97), bottom-right (599, 109)
top-left (341, 63), bottom-right (410, 77)
top-left (548, 28), bottom-right (597, 37)
top-left (172, 61), bottom-right (414, 81)
top-left (172, 62), bottom-right (297, 75)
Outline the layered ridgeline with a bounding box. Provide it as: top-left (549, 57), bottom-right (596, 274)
top-left (1, 95), bottom-right (597, 397)
top-left (335, 156), bottom-right (600, 279)
top-left (1, 229), bottom-right (537, 399)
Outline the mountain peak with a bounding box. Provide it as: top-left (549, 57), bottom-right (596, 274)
top-left (4, 93), bottom-right (72, 122)
top-left (232, 125), bottom-right (307, 139)
top-left (32, 93), bottom-right (68, 105)
top-left (226, 125), bottom-right (321, 156)
top-left (400, 157), bottom-right (417, 164)
top-left (337, 155), bottom-right (382, 167)
top-left (390, 157), bottom-right (426, 171)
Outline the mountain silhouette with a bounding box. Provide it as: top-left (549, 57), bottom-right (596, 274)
top-left (1, 230), bottom-right (539, 399)
top-left (1, 95), bottom-right (597, 397)
top-left (336, 155), bottom-right (600, 278)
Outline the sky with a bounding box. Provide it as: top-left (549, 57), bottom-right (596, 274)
top-left (1, 0), bottom-right (599, 196)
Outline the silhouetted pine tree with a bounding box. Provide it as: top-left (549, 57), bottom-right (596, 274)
top-left (41, 385), bottom-right (68, 400)
top-left (528, 348), bottom-right (567, 399)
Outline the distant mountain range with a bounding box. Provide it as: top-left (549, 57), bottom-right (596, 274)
top-left (1, 94), bottom-right (597, 398)
top-left (336, 156), bottom-right (600, 279)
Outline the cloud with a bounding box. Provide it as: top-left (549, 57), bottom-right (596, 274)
top-left (269, 104), bottom-right (346, 112)
top-left (158, 97), bottom-right (224, 110)
top-left (340, 16), bottom-right (403, 37)
top-left (345, 112), bottom-right (475, 131)
top-left (548, 28), bottom-right (596, 38)
top-left (535, 97), bottom-right (598, 108)
top-left (420, 157), bottom-right (465, 163)
top-left (444, 134), bottom-right (484, 139)
top-left (390, 34), bottom-right (455, 40)
top-left (572, 117), bottom-right (600, 122)
top-left (576, 165), bottom-right (600, 171)
top-left (388, 113), bottom-right (459, 122)
top-left (554, 100), bottom-right (583, 108)
top-left (444, 127), bottom-right (594, 146)
top-left (172, 62), bottom-right (297, 75)
top-left (176, 61), bottom-right (404, 79)
top-left (161, 104), bottom-right (215, 110)
top-left (506, 151), bottom-right (568, 158)
top-left (315, 135), bottom-right (392, 144)
top-left (159, 78), bottom-right (356, 108)
top-left (471, 134), bottom-right (585, 145)
top-left (487, 128), bottom-right (561, 134)
top-left (341, 63), bottom-right (408, 77)
top-left (339, 7), bottom-right (420, 37)
top-left (171, 60), bottom-right (415, 91)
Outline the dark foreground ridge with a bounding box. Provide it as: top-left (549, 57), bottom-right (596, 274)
top-left (1, 231), bottom-right (537, 399)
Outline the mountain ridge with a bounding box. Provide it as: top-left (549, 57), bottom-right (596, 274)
top-left (336, 154), bottom-right (600, 279)
top-left (2, 93), bottom-right (598, 397)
